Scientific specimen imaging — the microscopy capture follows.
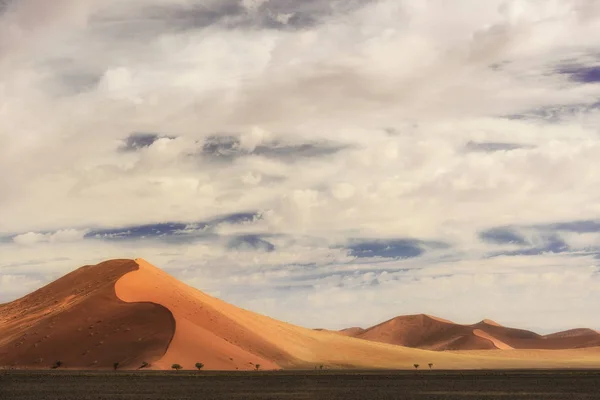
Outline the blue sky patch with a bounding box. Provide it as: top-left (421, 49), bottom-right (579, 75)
top-left (560, 65), bottom-right (600, 83)
top-left (120, 132), bottom-right (175, 152)
top-left (85, 212), bottom-right (260, 241)
top-left (347, 239), bottom-right (430, 259)
top-left (479, 227), bottom-right (528, 245)
top-left (465, 141), bottom-right (528, 153)
top-left (227, 234), bottom-right (276, 252)
top-left (201, 135), bottom-right (348, 162)
top-left (539, 220), bottom-right (600, 233)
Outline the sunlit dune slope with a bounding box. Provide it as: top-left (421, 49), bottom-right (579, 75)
top-left (0, 260), bottom-right (174, 369)
top-left (114, 259), bottom-right (600, 370)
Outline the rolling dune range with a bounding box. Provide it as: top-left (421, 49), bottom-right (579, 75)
top-left (339, 314), bottom-right (600, 351)
top-left (2, 258), bottom-right (600, 370)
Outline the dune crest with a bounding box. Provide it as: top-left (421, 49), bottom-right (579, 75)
top-left (472, 329), bottom-right (513, 350)
top-left (0, 260), bottom-right (174, 369)
top-left (343, 314), bottom-right (600, 351)
top-left (479, 319), bottom-right (503, 327)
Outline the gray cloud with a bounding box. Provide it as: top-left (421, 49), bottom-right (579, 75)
top-left (3, 0), bottom-right (600, 332)
top-left (227, 234), bottom-right (275, 252)
top-left (504, 102), bottom-right (600, 122)
top-left (540, 220), bottom-right (600, 234)
top-left (465, 141), bottom-right (531, 153)
top-left (120, 132), bottom-right (175, 152)
top-left (201, 135), bottom-right (349, 161)
top-left (92, 0), bottom-right (371, 33)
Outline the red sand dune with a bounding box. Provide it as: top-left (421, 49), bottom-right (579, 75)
top-left (351, 314), bottom-right (502, 351)
top-left (0, 260), bottom-right (174, 369)
top-left (3, 258), bottom-right (600, 371)
top-left (338, 327), bottom-right (366, 337)
top-left (544, 328), bottom-right (600, 339)
top-left (344, 315), bottom-right (600, 351)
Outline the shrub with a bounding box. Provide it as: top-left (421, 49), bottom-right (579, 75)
top-left (52, 361), bottom-right (63, 369)
top-left (255, 364), bottom-right (260, 371)
top-left (195, 362), bottom-right (204, 370)
top-left (413, 364), bottom-right (419, 370)
top-left (171, 364), bottom-right (182, 371)
top-left (113, 362), bottom-right (119, 371)
top-left (140, 362), bottom-right (149, 369)
top-left (428, 363), bottom-right (433, 370)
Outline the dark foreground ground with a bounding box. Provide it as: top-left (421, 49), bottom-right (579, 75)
top-left (2, 370), bottom-right (600, 400)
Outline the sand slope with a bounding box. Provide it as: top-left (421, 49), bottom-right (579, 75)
top-left (114, 259), bottom-right (600, 370)
top-left (0, 260), bottom-right (174, 369)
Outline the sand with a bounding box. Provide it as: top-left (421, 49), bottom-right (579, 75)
top-left (338, 327), bottom-right (366, 337)
top-left (0, 260), bottom-right (174, 369)
top-left (352, 314), bottom-right (500, 351)
top-left (4, 258), bottom-right (600, 371)
top-left (113, 259), bottom-right (600, 370)
top-left (345, 314), bottom-right (600, 351)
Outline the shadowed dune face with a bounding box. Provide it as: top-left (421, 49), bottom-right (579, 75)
top-left (116, 259), bottom-right (285, 371)
top-left (0, 260), bottom-right (175, 369)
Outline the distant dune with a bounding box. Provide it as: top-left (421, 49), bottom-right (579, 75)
top-left (342, 315), bottom-right (600, 351)
top-left (338, 327), bottom-right (366, 337)
top-left (544, 328), bottom-right (600, 339)
top-left (3, 258), bottom-right (600, 370)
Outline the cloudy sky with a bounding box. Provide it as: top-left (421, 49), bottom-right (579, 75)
top-left (1, 0), bottom-right (600, 333)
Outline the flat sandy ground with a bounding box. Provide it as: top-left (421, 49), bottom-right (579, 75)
top-left (3, 370), bottom-right (600, 400)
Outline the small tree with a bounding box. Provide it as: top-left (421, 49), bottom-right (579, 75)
top-left (140, 361), bottom-right (149, 369)
top-left (255, 364), bottom-right (261, 371)
top-left (171, 364), bottom-right (182, 371)
top-left (195, 362), bottom-right (204, 370)
top-left (413, 364), bottom-right (419, 370)
top-left (113, 362), bottom-right (119, 371)
top-left (52, 361), bottom-right (63, 369)
top-left (428, 363), bottom-right (433, 370)
top-left (319, 364), bottom-right (324, 370)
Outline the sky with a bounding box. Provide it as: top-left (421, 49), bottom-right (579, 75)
top-left (1, 0), bottom-right (600, 334)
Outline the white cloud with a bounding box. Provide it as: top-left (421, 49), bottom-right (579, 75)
top-left (12, 229), bottom-right (88, 245)
top-left (1, 0), bottom-right (600, 331)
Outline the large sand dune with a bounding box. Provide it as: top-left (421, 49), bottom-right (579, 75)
top-left (3, 258), bottom-right (600, 370)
